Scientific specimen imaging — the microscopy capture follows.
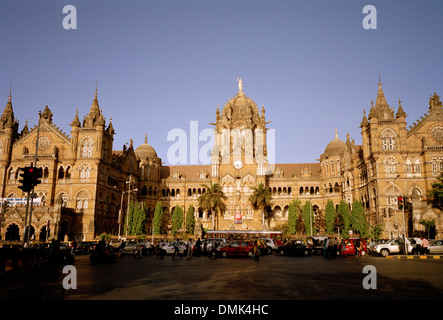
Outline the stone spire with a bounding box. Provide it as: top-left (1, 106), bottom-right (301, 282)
top-left (396, 98), bottom-right (406, 118)
top-left (106, 116), bottom-right (115, 135)
top-left (1, 89), bottom-right (17, 129)
top-left (84, 88), bottom-right (102, 128)
top-left (360, 108), bottom-right (369, 127)
top-left (70, 108), bottom-right (81, 127)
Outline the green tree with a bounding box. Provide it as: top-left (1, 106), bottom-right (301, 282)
top-left (369, 224), bottom-right (384, 240)
top-left (302, 200), bottom-right (314, 236)
top-left (249, 182), bottom-right (272, 229)
top-left (171, 206), bottom-right (184, 236)
top-left (153, 201), bottom-right (163, 235)
top-left (129, 201), bottom-right (147, 236)
top-left (337, 200), bottom-right (351, 237)
top-left (419, 219), bottom-right (435, 239)
top-left (287, 200), bottom-right (302, 235)
top-left (324, 199), bottom-right (336, 234)
top-left (198, 181), bottom-right (227, 230)
top-left (350, 200), bottom-right (369, 238)
top-left (185, 205), bottom-right (196, 235)
top-left (429, 171), bottom-right (443, 209)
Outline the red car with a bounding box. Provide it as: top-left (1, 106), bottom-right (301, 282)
top-left (217, 240), bottom-right (254, 257)
top-left (340, 238), bottom-right (368, 256)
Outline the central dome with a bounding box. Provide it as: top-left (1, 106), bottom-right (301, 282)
top-left (135, 135), bottom-right (157, 159)
top-left (323, 130), bottom-right (346, 157)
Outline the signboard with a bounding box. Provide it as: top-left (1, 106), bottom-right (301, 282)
top-left (1, 197), bottom-right (42, 206)
top-left (235, 212), bottom-right (242, 224)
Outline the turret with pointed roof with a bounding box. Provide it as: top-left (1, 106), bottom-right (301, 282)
top-left (83, 89), bottom-right (103, 128)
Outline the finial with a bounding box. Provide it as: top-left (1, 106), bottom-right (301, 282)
top-left (237, 75), bottom-right (243, 92)
top-left (95, 80), bottom-right (98, 96)
top-left (335, 128), bottom-right (338, 139)
top-left (145, 133), bottom-right (148, 144)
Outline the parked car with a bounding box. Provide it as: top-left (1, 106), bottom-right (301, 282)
top-left (260, 238), bottom-right (278, 254)
top-left (340, 238), bottom-right (368, 256)
top-left (278, 239), bottom-right (311, 256)
top-left (217, 240), bottom-right (254, 257)
top-left (428, 239), bottom-right (443, 254)
top-left (162, 241), bottom-right (188, 254)
top-left (121, 241), bottom-right (151, 256)
top-left (307, 236), bottom-right (327, 255)
top-left (371, 238), bottom-right (413, 257)
top-left (200, 239), bottom-right (227, 253)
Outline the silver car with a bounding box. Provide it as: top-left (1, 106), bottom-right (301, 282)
top-left (372, 238), bottom-right (413, 257)
top-left (428, 240), bottom-right (443, 254)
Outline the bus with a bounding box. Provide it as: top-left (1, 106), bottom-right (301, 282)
top-left (206, 230), bottom-right (284, 246)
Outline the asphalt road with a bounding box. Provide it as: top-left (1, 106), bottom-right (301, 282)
top-left (2, 252), bottom-right (441, 301)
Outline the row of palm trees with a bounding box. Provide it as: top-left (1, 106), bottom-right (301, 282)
top-left (198, 180), bottom-right (272, 230)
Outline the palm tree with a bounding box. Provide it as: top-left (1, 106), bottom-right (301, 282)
top-left (249, 182), bottom-right (272, 229)
top-left (198, 181), bottom-right (227, 230)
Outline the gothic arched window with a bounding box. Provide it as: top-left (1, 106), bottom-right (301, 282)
top-left (81, 138), bottom-right (93, 158)
top-left (381, 129), bottom-right (396, 151)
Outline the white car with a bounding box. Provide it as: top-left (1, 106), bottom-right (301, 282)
top-left (428, 240), bottom-right (443, 254)
top-left (162, 241), bottom-right (188, 254)
top-left (260, 238), bottom-right (278, 252)
top-left (372, 238), bottom-right (414, 257)
top-left (200, 239), bottom-right (227, 252)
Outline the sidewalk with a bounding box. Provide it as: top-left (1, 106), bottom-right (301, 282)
top-left (385, 255), bottom-right (442, 259)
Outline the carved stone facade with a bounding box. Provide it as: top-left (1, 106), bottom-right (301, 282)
top-left (0, 80), bottom-right (442, 241)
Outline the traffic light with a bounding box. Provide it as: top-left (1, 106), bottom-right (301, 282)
top-left (31, 167), bottom-right (43, 187)
top-left (18, 166), bottom-right (34, 193)
top-left (398, 195), bottom-right (404, 210)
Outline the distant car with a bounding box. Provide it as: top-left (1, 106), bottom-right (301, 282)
top-left (428, 240), bottom-right (443, 254)
top-left (340, 238), bottom-right (368, 256)
top-left (371, 238), bottom-right (413, 257)
top-left (217, 240), bottom-right (254, 257)
top-left (307, 236), bottom-right (327, 255)
top-left (75, 241), bottom-right (95, 255)
top-left (278, 239), bottom-right (311, 256)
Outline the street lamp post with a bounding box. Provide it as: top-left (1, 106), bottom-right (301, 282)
top-left (391, 174), bottom-right (400, 238)
top-left (118, 175), bottom-right (137, 241)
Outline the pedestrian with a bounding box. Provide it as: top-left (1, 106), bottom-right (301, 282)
top-left (172, 239), bottom-right (182, 260)
top-left (71, 240), bottom-right (77, 257)
top-left (209, 240), bottom-right (217, 259)
top-left (323, 237), bottom-right (330, 257)
top-left (354, 240), bottom-right (362, 257)
top-left (422, 237), bottom-right (429, 255)
top-left (414, 236), bottom-right (422, 255)
top-left (340, 239), bottom-right (346, 256)
top-left (195, 238), bottom-right (202, 257)
top-left (48, 239), bottom-right (60, 266)
top-left (187, 238), bottom-right (194, 260)
top-left (134, 240), bottom-right (142, 259)
top-left (252, 240), bottom-right (260, 260)
top-left (156, 240), bottom-right (164, 259)
top-left (203, 240), bottom-right (208, 255)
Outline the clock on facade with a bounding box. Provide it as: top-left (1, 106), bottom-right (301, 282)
top-left (429, 123), bottom-right (443, 142)
top-left (33, 133), bottom-right (52, 151)
top-left (233, 160), bottom-right (243, 169)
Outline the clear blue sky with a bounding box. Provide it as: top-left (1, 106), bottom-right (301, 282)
top-left (1, 0), bottom-right (442, 165)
